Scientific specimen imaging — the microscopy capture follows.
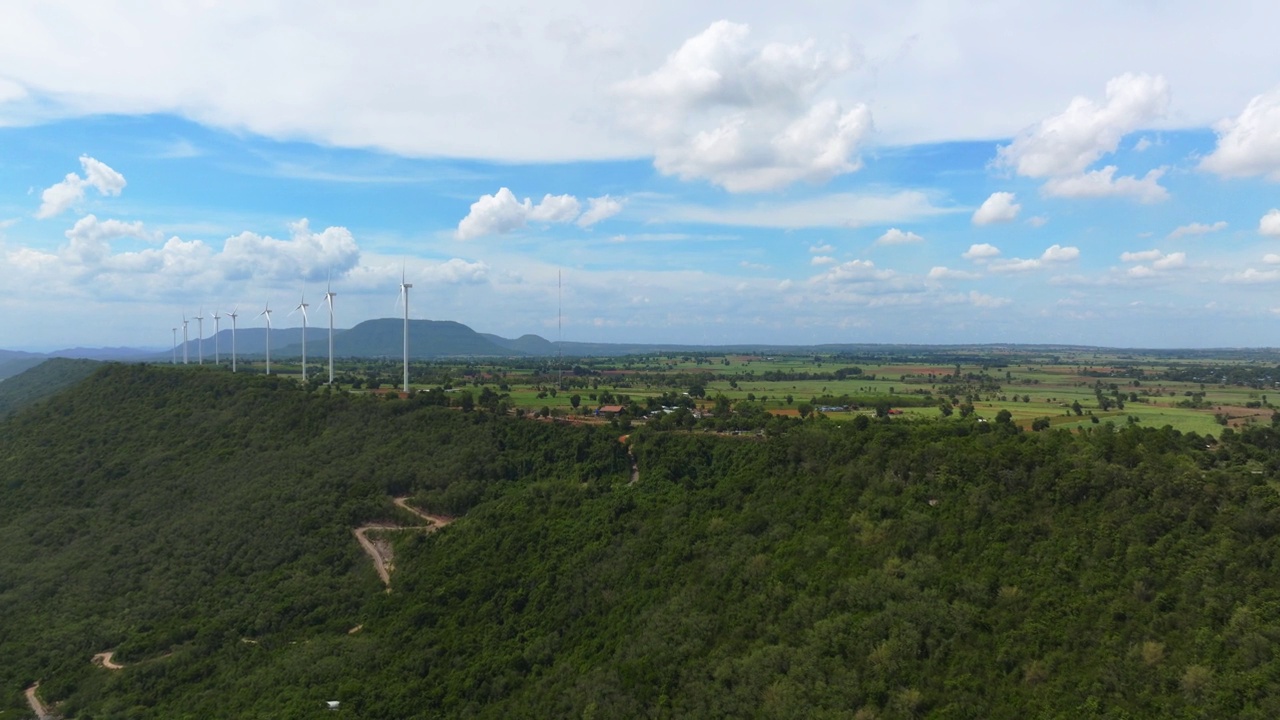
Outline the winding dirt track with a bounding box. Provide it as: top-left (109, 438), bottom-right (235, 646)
top-left (353, 498), bottom-right (453, 590)
top-left (92, 651), bottom-right (124, 670)
top-left (24, 682), bottom-right (51, 720)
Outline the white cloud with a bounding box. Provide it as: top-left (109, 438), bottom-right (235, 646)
top-left (874, 228), bottom-right (923, 245)
top-left (1260, 209), bottom-right (1280, 237)
top-left (1134, 137), bottom-right (1153, 152)
top-left (967, 290), bottom-right (1010, 308)
top-left (1153, 251), bottom-right (1186, 269)
top-left (36, 156), bottom-right (127, 219)
top-left (996, 73), bottom-right (1169, 178)
top-left (1128, 265), bottom-right (1157, 278)
top-left (456, 188), bottom-right (615, 239)
top-left (810, 255), bottom-right (835, 266)
top-left (615, 21), bottom-right (871, 192)
top-left (810, 259), bottom-right (894, 284)
top-left (1121, 249), bottom-right (1163, 262)
top-left (962, 243), bottom-right (1001, 261)
top-left (809, 243), bottom-right (834, 254)
top-left (972, 192), bottom-right (1020, 225)
top-left (927, 266), bottom-right (980, 280)
top-left (1040, 166), bottom-right (1168, 203)
top-left (1040, 244), bottom-right (1080, 263)
top-left (994, 74), bottom-right (1170, 201)
top-left (986, 246), bottom-right (1076, 273)
top-left (63, 215), bottom-right (160, 264)
top-left (1026, 215), bottom-right (1048, 228)
top-left (577, 195), bottom-right (623, 227)
top-left (1264, 253), bottom-right (1280, 265)
top-left (989, 258), bottom-right (1042, 273)
top-left (220, 219), bottom-right (360, 282)
top-left (1168, 220), bottom-right (1227, 239)
top-left (1225, 268), bottom-right (1280, 284)
top-left (1201, 87), bottom-right (1280, 179)
top-left (421, 258), bottom-right (489, 284)
top-left (528, 194), bottom-right (581, 223)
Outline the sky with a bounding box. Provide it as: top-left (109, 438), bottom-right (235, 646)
top-left (3, 2), bottom-right (1280, 351)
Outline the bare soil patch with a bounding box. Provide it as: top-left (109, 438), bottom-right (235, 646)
top-left (93, 651), bottom-right (124, 670)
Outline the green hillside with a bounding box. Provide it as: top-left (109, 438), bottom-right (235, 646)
top-left (0, 357), bottom-right (101, 418)
top-left (2, 364), bottom-right (1280, 717)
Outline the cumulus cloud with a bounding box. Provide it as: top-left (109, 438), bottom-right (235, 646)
top-left (63, 215), bottom-right (161, 265)
top-left (997, 73), bottom-right (1169, 177)
top-left (1040, 244), bottom-right (1080, 262)
top-left (220, 219), bottom-right (360, 281)
top-left (615, 21), bottom-right (871, 192)
top-left (967, 290), bottom-right (1010, 308)
top-left (1121, 249), bottom-right (1163, 262)
top-left (811, 255), bottom-right (835, 265)
top-left (972, 192), bottom-right (1020, 225)
top-left (421, 258), bottom-right (489, 284)
top-left (874, 228), bottom-right (923, 245)
top-left (1265, 253), bottom-right (1280, 265)
top-left (962, 243), bottom-right (1001, 261)
top-left (1201, 87), bottom-right (1280, 179)
top-left (1225, 268), bottom-right (1280, 284)
top-left (577, 195), bottom-right (623, 227)
top-left (809, 243), bottom-right (834, 254)
top-left (1260, 209), bottom-right (1280, 237)
top-left (1040, 166), bottom-right (1168, 203)
top-left (809, 258), bottom-right (894, 284)
top-left (456, 188), bottom-right (621, 238)
top-left (36, 156), bottom-right (127, 219)
top-left (1153, 251), bottom-right (1186, 269)
top-left (995, 73), bottom-right (1170, 201)
top-left (987, 244), bottom-right (1079, 273)
top-left (927, 266), bottom-right (981, 280)
top-left (1168, 220), bottom-right (1227, 239)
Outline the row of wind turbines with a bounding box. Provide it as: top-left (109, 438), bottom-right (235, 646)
top-left (169, 271), bottom-right (415, 392)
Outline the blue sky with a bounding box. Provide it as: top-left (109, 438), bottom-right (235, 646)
top-left (3, 2), bottom-right (1280, 350)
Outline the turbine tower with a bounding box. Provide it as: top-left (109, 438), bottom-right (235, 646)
top-left (292, 292), bottom-right (309, 382)
top-left (228, 306), bottom-right (239, 372)
top-left (324, 274), bottom-right (336, 385)
top-left (195, 307), bottom-right (205, 365)
top-left (182, 314), bottom-right (189, 364)
top-left (400, 267), bottom-right (412, 393)
top-left (258, 302), bottom-right (273, 375)
top-left (212, 309), bottom-right (222, 364)
top-left (171, 327), bottom-right (178, 364)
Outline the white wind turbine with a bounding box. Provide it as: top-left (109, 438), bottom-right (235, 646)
top-left (258, 302), bottom-right (273, 375)
top-left (195, 307), bottom-right (205, 365)
top-left (171, 327), bottom-right (178, 364)
top-left (291, 291), bottom-right (309, 382)
top-left (324, 274), bottom-right (336, 385)
top-left (228, 306), bottom-right (239, 372)
top-left (399, 267), bottom-right (412, 393)
top-left (182, 314), bottom-right (189, 364)
top-left (212, 309), bottom-right (222, 365)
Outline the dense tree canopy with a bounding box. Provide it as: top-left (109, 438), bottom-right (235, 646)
top-left (2, 364), bottom-right (1279, 718)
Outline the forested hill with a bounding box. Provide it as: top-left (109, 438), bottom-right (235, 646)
top-left (3, 365), bottom-right (1280, 717)
top-left (0, 357), bottom-right (100, 418)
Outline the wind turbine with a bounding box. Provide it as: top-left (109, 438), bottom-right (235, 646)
top-left (228, 306), bottom-right (239, 372)
top-left (324, 273), bottom-right (336, 385)
top-left (182, 314), bottom-right (189, 364)
top-left (399, 267), bottom-right (412, 393)
top-left (291, 291), bottom-right (309, 382)
top-left (195, 307), bottom-right (204, 365)
top-left (212, 309), bottom-right (222, 365)
top-left (258, 302), bottom-right (273, 375)
top-left (171, 327), bottom-right (178, 364)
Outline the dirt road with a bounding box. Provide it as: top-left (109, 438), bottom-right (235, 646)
top-left (92, 651), bottom-right (124, 670)
top-left (353, 498), bottom-right (453, 590)
top-left (25, 682), bottom-right (51, 720)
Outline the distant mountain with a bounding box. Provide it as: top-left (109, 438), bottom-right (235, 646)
top-left (0, 356), bottom-right (48, 381)
top-left (480, 333), bottom-right (556, 355)
top-left (0, 357), bottom-right (101, 418)
top-left (276, 319), bottom-right (518, 358)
